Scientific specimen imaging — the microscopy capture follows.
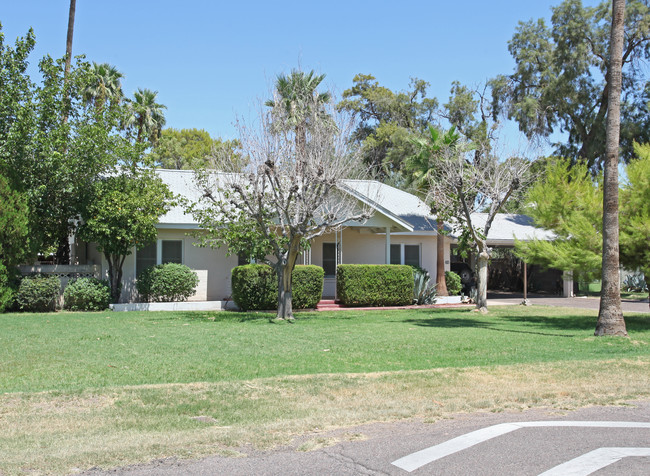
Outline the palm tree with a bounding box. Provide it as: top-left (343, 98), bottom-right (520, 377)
top-left (83, 62), bottom-right (123, 111)
top-left (595, 0), bottom-right (627, 336)
top-left (406, 126), bottom-right (461, 297)
top-left (265, 69), bottom-right (331, 155)
top-left (124, 88), bottom-right (167, 145)
top-left (64, 0), bottom-right (76, 79)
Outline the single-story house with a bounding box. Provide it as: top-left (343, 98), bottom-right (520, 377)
top-left (71, 169), bottom-right (557, 303)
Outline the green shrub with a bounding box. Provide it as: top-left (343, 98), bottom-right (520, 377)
top-left (16, 274), bottom-right (61, 312)
top-left (231, 264), bottom-right (277, 311)
top-left (63, 278), bottom-right (110, 311)
top-left (445, 271), bottom-right (462, 296)
top-left (0, 263), bottom-right (14, 313)
top-left (136, 263), bottom-right (199, 302)
top-left (337, 264), bottom-right (413, 307)
top-left (231, 264), bottom-right (324, 311)
top-left (291, 265), bottom-right (324, 309)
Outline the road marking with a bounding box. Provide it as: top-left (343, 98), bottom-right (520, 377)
top-left (391, 421), bottom-right (650, 473)
top-left (538, 447), bottom-right (650, 476)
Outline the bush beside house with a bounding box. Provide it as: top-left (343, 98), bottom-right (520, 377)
top-left (337, 264), bottom-right (413, 307)
top-left (445, 271), bottom-right (462, 296)
top-left (16, 274), bottom-right (61, 312)
top-left (136, 263), bottom-right (199, 302)
top-left (64, 278), bottom-right (111, 311)
top-left (231, 264), bottom-right (324, 311)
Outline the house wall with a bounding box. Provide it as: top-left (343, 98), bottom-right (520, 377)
top-left (87, 229), bottom-right (236, 303)
top-left (82, 227), bottom-right (451, 303)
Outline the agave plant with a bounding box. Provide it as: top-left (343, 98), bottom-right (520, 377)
top-left (413, 268), bottom-right (438, 305)
top-left (623, 272), bottom-right (648, 293)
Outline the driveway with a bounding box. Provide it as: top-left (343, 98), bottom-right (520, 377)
top-left (487, 291), bottom-right (650, 313)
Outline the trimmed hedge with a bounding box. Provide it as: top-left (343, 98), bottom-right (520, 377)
top-left (292, 265), bottom-right (325, 309)
top-left (64, 278), bottom-right (111, 311)
top-left (445, 271), bottom-right (462, 296)
top-left (337, 264), bottom-right (413, 307)
top-left (16, 274), bottom-right (61, 312)
top-left (231, 264), bottom-right (324, 311)
top-left (136, 263), bottom-right (199, 302)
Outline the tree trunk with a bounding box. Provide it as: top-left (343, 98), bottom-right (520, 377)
top-left (475, 243), bottom-right (489, 312)
top-left (276, 237), bottom-right (301, 320)
top-left (64, 0), bottom-right (76, 78)
top-left (596, 0), bottom-right (627, 337)
top-left (106, 253), bottom-right (123, 304)
top-left (436, 220), bottom-right (448, 296)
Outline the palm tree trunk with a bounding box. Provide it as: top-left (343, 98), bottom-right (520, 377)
top-left (64, 0), bottom-right (76, 78)
top-left (595, 0), bottom-right (627, 337)
top-left (436, 220), bottom-right (448, 296)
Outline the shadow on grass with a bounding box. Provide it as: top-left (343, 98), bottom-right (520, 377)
top-left (402, 307), bottom-right (650, 336)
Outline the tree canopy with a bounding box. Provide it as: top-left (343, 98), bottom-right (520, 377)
top-left (338, 74), bottom-right (438, 179)
top-left (491, 0), bottom-right (650, 169)
top-left (148, 128), bottom-right (242, 170)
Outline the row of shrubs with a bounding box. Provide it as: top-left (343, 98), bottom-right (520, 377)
top-left (0, 263), bottom-right (199, 313)
top-left (231, 263), bottom-right (463, 310)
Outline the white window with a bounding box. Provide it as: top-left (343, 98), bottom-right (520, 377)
top-left (390, 244), bottom-right (420, 267)
top-left (136, 240), bottom-right (183, 277)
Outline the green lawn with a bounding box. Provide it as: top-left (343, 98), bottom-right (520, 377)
top-left (1, 306), bottom-right (649, 475)
top-left (1, 306), bottom-right (649, 393)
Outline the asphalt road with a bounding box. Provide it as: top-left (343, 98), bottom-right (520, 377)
top-left (82, 401), bottom-right (650, 476)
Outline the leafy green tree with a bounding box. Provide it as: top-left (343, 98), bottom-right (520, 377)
top-left (491, 0), bottom-right (650, 169)
top-left (620, 143), bottom-right (650, 284)
top-left (0, 173), bottom-right (30, 268)
top-left (338, 74), bottom-right (438, 179)
top-left (124, 88), bottom-right (166, 144)
top-left (78, 167), bottom-right (174, 303)
top-left (83, 62), bottom-right (123, 111)
top-left (149, 128), bottom-right (243, 170)
top-left (515, 159), bottom-right (603, 281)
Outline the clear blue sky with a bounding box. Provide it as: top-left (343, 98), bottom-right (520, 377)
top-left (2, 0), bottom-right (597, 146)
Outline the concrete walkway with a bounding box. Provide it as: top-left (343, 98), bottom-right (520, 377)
top-left (487, 291), bottom-right (650, 313)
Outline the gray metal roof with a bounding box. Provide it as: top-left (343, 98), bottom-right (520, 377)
top-left (154, 169), bottom-right (553, 242)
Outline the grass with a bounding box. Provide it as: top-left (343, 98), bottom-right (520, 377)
top-left (1, 305), bottom-right (649, 474)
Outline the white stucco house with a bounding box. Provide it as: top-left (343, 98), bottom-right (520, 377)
top-left (72, 169), bottom-right (555, 304)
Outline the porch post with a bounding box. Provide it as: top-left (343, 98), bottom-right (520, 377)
top-left (385, 227), bottom-right (391, 264)
top-left (563, 271), bottom-right (574, 298)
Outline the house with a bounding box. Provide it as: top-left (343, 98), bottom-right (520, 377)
top-left (72, 169), bottom-right (558, 304)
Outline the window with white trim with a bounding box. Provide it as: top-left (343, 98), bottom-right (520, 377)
top-left (136, 240), bottom-right (183, 277)
top-left (390, 243), bottom-right (420, 267)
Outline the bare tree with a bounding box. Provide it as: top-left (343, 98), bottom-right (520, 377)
top-left (427, 139), bottom-right (530, 312)
top-left (192, 94), bottom-right (372, 320)
top-left (596, 0), bottom-right (627, 337)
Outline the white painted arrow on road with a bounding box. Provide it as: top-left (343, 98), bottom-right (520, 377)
top-left (391, 421), bottom-right (650, 473)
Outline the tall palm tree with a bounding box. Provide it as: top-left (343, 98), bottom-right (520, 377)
top-left (124, 88), bottom-right (167, 145)
top-left (64, 0), bottom-right (76, 79)
top-left (83, 62), bottom-right (123, 111)
top-left (406, 126), bottom-right (461, 297)
top-left (595, 0), bottom-right (627, 336)
top-left (265, 69), bottom-right (331, 155)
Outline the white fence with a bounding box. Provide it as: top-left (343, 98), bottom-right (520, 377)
top-left (17, 265), bottom-right (102, 305)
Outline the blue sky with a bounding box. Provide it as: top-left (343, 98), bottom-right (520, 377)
top-left (2, 0), bottom-right (597, 148)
